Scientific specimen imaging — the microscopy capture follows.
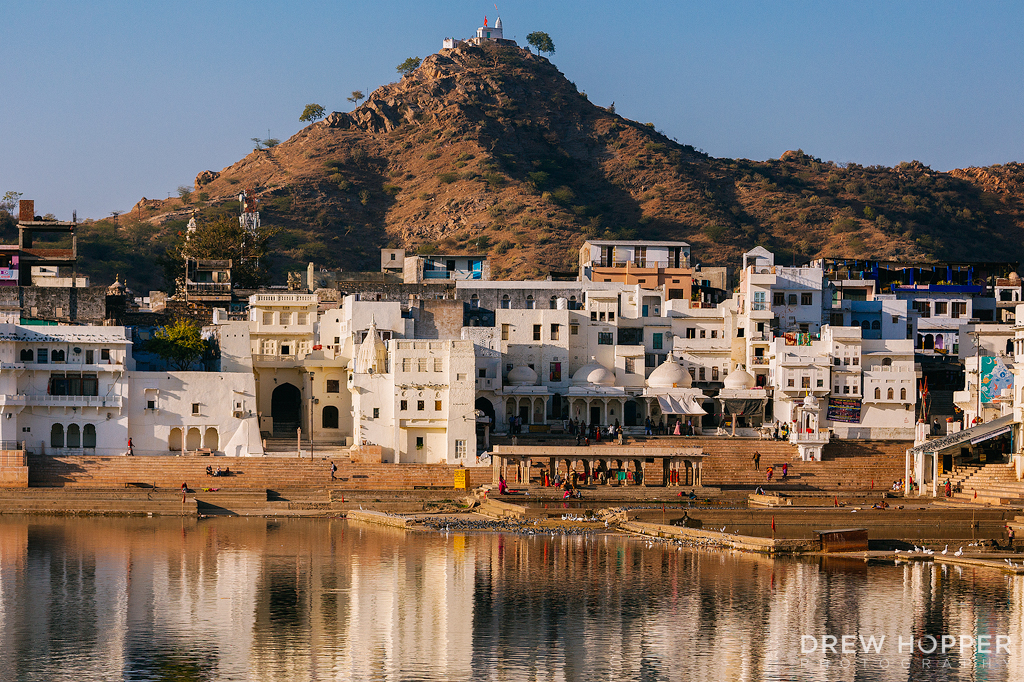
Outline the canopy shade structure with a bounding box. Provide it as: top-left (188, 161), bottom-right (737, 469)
top-left (656, 395), bottom-right (707, 416)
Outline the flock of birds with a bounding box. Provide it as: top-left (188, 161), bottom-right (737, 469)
top-left (420, 516), bottom-right (598, 536)
top-left (894, 544), bottom-right (965, 557)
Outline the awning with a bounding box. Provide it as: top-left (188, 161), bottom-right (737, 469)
top-left (909, 414), bottom-right (1015, 454)
top-left (656, 395), bottom-right (707, 416)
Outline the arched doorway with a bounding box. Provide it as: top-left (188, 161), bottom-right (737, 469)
top-left (204, 427), bottom-right (219, 451)
top-left (186, 427), bottom-right (202, 451)
top-left (169, 427), bottom-right (182, 452)
top-left (322, 405), bottom-right (339, 429)
top-left (272, 383), bottom-right (302, 436)
top-left (67, 424), bottom-right (81, 448)
top-left (50, 424), bottom-right (64, 449)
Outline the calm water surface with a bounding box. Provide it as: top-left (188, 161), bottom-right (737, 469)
top-left (0, 515), bottom-right (1021, 681)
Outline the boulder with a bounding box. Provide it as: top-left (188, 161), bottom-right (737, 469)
top-left (194, 170), bottom-right (219, 188)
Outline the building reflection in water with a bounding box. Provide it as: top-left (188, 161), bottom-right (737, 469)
top-left (0, 516), bottom-right (1020, 681)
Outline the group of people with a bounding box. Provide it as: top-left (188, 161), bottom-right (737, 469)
top-left (205, 465), bottom-right (231, 477)
top-left (569, 420), bottom-right (624, 446)
top-left (760, 460), bottom-right (788, 482)
top-left (508, 415), bottom-right (526, 435)
top-left (643, 418), bottom-right (697, 436)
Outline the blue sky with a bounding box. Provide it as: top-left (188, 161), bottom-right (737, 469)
top-left (2, 0), bottom-right (1022, 220)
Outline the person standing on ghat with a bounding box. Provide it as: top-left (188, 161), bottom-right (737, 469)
top-left (752, 451), bottom-right (761, 471)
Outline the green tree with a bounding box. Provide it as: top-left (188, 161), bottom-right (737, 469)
top-left (263, 138), bottom-right (280, 148)
top-left (299, 103), bottom-right (326, 123)
top-left (148, 319), bottom-right (207, 371)
top-left (526, 31), bottom-right (555, 56)
top-left (177, 213), bottom-right (278, 289)
top-left (347, 90), bottom-right (365, 104)
top-left (396, 57), bottom-right (421, 76)
top-left (176, 185), bottom-right (192, 204)
top-left (251, 137), bottom-right (264, 150)
top-left (0, 191), bottom-right (22, 215)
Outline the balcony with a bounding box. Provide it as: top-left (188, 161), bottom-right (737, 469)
top-left (750, 357), bottom-right (770, 366)
top-left (5, 394), bottom-right (124, 408)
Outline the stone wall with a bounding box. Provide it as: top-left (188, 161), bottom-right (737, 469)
top-left (21, 286), bottom-right (107, 323)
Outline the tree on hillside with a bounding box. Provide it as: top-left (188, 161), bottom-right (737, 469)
top-left (263, 138), bottom-right (280, 148)
top-left (173, 213), bottom-right (277, 289)
top-left (347, 90), bottom-right (365, 104)
top-left (396, 57), bottom-right (421, 76)
top-left (299, 103), bottom-right (326, 123)
top-left (527, 32), bottom-right (555, 56)
top-left (0, 191), bottom-right (21, 216)
top-left (148, 319), bottom-right (207, 371)
top-left (177, 185), bottom-right (192, 204)
top-left (251, 137), bottom-right (264, 150)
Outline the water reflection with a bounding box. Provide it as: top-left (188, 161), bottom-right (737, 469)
top-left (0, 516), bottom-right (1020, 681)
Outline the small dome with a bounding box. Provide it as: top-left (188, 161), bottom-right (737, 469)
top-left (803, 393), bottom-right (818, 408)
top-left (494, 16), bottom-right (502, 28)
top-left (355, 318), bottom-right (388, 373)
top-left (107, 275), bottom-right (127, 296)
top-left (507, 365), bottom-right (538, 386)
top-left (572, 360), bottom-right (615, 387)
top-left (723, 364), bottom-right (756, 389)
top-left (646, 353), bottom-right (691, 389)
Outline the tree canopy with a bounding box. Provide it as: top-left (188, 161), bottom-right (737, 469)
top-left (300, 103), bottom-right (326, 123)
top-left (396, 57), bottom-right (421, 76)
top-left (347, 91), bottom-right (364, 104)
top-left (148, 319), bottom-right (207, 371)
top-left (163, 213), bottom-right (277, 290)
top-left (526, 32), bottom-right (555, 55)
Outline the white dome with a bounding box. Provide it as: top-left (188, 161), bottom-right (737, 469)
top-left (646, 354), bottom-right (691, 388)
top-left (723, 364), bottom-right (756, 389)
top-left (507, 365), bottom-right (538, 386)
top-left (572, 361), bottom-right (615, 387)
top-left (802, 393), bottom-right (819, 408)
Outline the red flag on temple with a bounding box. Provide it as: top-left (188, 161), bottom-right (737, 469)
top-left (484, 15), bottom-right (488, 26)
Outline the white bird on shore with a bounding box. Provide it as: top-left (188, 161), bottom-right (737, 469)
top-left (894, 549), bottom-right (901, 554)
top-left (954, 547), bottom-right (964, 556)
top-left (942, 545), bottom-right (948, 555)
top-left (923, 548), bottom-right (934, 555)
top-left (913, 545), bottom-right (921, 553)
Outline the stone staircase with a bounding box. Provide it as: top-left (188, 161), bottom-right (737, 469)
top-left (27, 455), bottom-right (490, 492)
top-left (949, 463), bottom-right (1024, 506)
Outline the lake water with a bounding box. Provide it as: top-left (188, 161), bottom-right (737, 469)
top-left (0, 515), bottom-right (1021, 681)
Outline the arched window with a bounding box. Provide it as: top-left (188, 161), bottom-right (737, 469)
top-left (526, 295), bottom-right (535, 309)
top-left (882, 357), bottom-right (892, 366)
top-left (549, 296), bottom-right (557, 309)
top-left (501, 294), bottom-right (510, 309)
top-left (900, 388), bottom-right (907, 401)
top-left (923, 334), bottom-right (934, 350)
top-left (67, 424), bottom-right (80, 448)
top-left (186, 427), bottom-right (202, 451)
top-left (470, 294), bottom-right (479, 309)
top-left (51, 424), bottom-right (64, 448)
top-left (19, 349), bottom-right (32, 361)
top-left (322, 405), bottom-right (339, 429)
top-left (51, 349), bottom-right (65, 362)
top-left (871, 320), bottom-right (880, 330)
top-left (861, 320), bottom-right (870, 331)
top-left (874, 388), bottom-right (881, 399)
top-left (569, 295), bottom-right (578, 310)
top-left (83, 424), bottom-right (96, 449)
top-left (887, 388), bottom-right (894, 400)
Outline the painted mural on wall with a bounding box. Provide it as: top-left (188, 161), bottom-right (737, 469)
top-left (981, 356), bottom-right (1014, 404)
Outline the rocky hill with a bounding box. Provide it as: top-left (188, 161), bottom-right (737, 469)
top-left (89, 41), bottom-right (1024, 291)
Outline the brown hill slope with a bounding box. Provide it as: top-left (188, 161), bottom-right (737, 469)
top-left (118, 41), bottom-right (1024, 289)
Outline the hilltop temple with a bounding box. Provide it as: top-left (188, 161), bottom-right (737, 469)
top-left (442, 16), bottom-right (515, 49)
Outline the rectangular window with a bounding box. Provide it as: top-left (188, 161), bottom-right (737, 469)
top-left (711, 330), bottom-right (717, 338)
top-left (737, 328), bottom-right (745, 338)
top-left (263, 312), bottom-right (273, 325)
top-left (417, 358), bottom-right (428, 372)
top-left (326, 380), bottom-right (340, 393)
top-left (688, 367), bottom-right (696, 380)
top-left (297, 313), bottom-right (309, 325)
top-left (549, 362), bottom-right (561, 382)
top-left (434, 358), bottom-right (443, 372)
top-left (280, 312), bottom-right (292, 325)
top-left (479, 368), bottom-right (486, 378)
top-left (402, 358), bottom-right (412, 372)
top-left (801, 376), bottom-right (810, 388)
top-left (417, 400), bottom-right (425, 411)
top-left (416, 436), bottom-right (424, 450)
top-left (817, 379), bottom-right (823, 387)
top-left (85, 350), bottom-right (94, 364)
top-left (400, 400), bottom-right (408, 410)
top-left (599, 312), bottom-right (606, 321)
top-left (192, 403), bottom-right (201, 415)
top-left (455, 440), bottom-right (467, 458)
top-left (852, 357), bottom-right (859, 366)
top-left (101, 349), bottom-right (110, 361)
top-left (773, 292), bottom-right (785, 306)
top-left (843, 357), bottom-right (850, 365)
top-left (625, 357), bottom-right (635, 374)
top-left (591, 312), bottom-right (598, 322)
top-left (685, 328), bottom-right (696, 339)
top-left (533, 324), bottom-right (541, 341)
top-left (570, 324), bottom-right (579, 335)
top-left (698, 367), bottom-right (705, 381)
top-left (550, 324), bottom-right (559, 340)
top-left (788, 378), bottom-right (795, 387)
top-left (788, 294), bottom-right (798, 305)
top-left (801, 293), bottom-right (813, 306)
top-left (598, 332), bottom-right (613, 345)
top-left (711, 366), bottom-right (719, 381)
top-left (952, 302), bottom-right (966, 318)
top-left (37, 349), bottom-right (47, 364)
top-left (652, 333), bottom-right (663, 350)
top-left (435, 400), bottom-right (442, 411)
top-left (608, 312), bottom-right (614, 322)
top-left (501, 324), bottom-right (510, 341)
top-left (935, 302), bottom-right (948, 315)
top-left (843, 385), bottom-right (850, 394)
top-left (699, 329), bottom-right (706, 338)
top-left (147, 400), bottom-right (156, 410)
top-left (645, 353), bottom-right (656, 368)
top-left (373, 407), bottom-right (380, 419)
